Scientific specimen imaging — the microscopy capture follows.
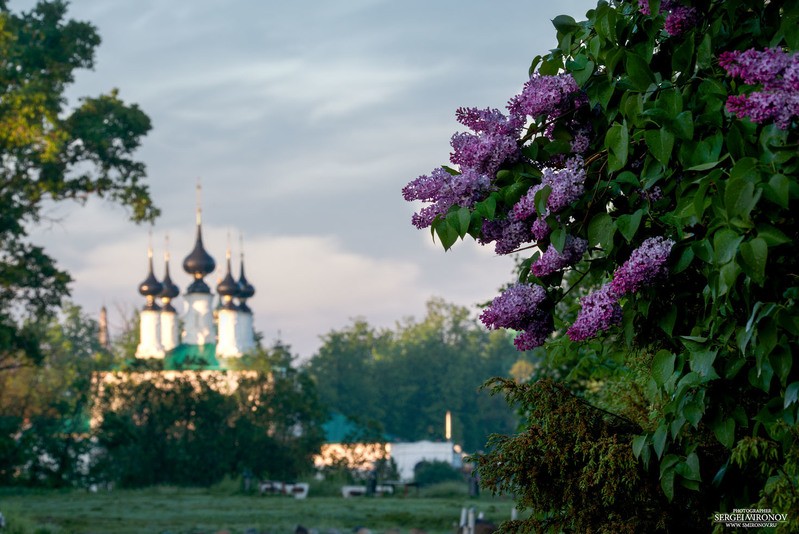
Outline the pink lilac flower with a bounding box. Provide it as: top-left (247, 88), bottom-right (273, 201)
top-left (720, 47), bottom-right (799, 129)
top-left (404, 167), bottom-right (491, 229)
top-left (610, 236), bottom-right (675, 295)
top-left (531, 236), bottom-right (588, 277)
top-left (480, 283), bottom-right (554, 350)
top-left (567, 284), bottom-right (623, 341)
top-left (507, 73), bottom-right (580, 123)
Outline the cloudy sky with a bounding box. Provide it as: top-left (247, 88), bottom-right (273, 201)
top-left (22, 0), bottom-right (597, 360)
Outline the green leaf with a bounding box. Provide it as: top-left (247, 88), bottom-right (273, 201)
top-left (626, 52), bottom-right (655, 91)
top-left (552, 14), bottom-right (579, 32)
top-left (713, 229), bottom-right (743, 265)
top-left (588, 212), bottom-right (615, 250)
top-left (670, 111), bottom-right (694, 140)
top-left (645, 129), bottom-right (675, 165)
top-left (605, 122), bottom-right (629, 172)
top-left (550, 228), bottom-right (566, 253)
top-left (685, 401), bottom-right (703, 428)
top-left (632, 434), bottom-right (647, 458)
top-left (658, 305), bottom-right (677, 336)
top-left (433, 218), bottom-right (458, 250)
top-left (672, 34), bottom-right (695, 74)
top-left (689, 350), bottom-right (718, 379)
top-left (786, 382), bottom-right (799, 408)
top-left (660, 467), bottom-right (675, 501)
top-left (616, 209), bottom-right (644, 243)
top-left (739, 237), bottom-right (768, 285)
top-left (684, 452), bottom-right (701, 481)
top-left (652, 350), bottom-right (675, 387)
top-left (456, 207), bottom-right (471, 238)
top-left (725, 177), bottom-right (759, 220)
top-left (757, 224), bottom-right (791, 247)
top-left (653, 424), bottom-right (668, 458)
top-left (763, 174), bottom-right (789, 209)
top-left (712, 417), bottom-right (735, 448)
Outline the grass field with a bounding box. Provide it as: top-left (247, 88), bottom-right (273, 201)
top-left (0, 484), bottom-right (519, 534)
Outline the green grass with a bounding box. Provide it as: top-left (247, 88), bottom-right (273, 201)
top-left (0, 485), bottom-right (517, 534)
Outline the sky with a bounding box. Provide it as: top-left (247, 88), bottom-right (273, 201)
top-left (21, 0), bottom-right (598, 360)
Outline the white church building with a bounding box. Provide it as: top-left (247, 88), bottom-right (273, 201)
top-left (134, 200), bottom-right (257, 367)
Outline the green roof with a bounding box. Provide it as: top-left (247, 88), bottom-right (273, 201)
top-left (165, 344), bottom-right (221, 370)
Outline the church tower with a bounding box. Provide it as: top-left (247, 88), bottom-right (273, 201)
top-left (215, 247), bottom-right (243, 358)
top-left (181, 185), bottom-right (216, 346)
top-left (237, 245), bottom-right (256, 353)
top-left (135, 245), bottom-right (165, 358)
top-left (159, 242), bottom-right (181, 352)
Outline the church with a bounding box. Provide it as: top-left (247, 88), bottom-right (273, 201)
top-left (133, 197), bottom-right (257, 369)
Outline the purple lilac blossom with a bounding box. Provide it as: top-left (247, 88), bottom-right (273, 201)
top-left (510, 156), bottom-right (586, 223)
top-left (513, 318), bottom-right (554, 351)
top-left (478, 219), bottom-right (534, 255)
top-left (480, 283), bottom-right (547, 331)
top-left (531, 217), bottom-right (552, 241)
top-left (719, 47), bottom-right (799, 129)
top-left (510, 184), bottom-right (544, 221)
top-left (718, 48), bottom-right (794, 86)
top-left (664, 5), bottom-right (698, 36)
top-left (567, 284), bottom-right (622, 341)
top-left (610, 236), bottom-right (675, 295)
top-left (450, 131), bottom-right (520, 176)
top-left (480, 283), bottom-right (554, 350)
top-left (531, 236), bottom-right (588, 277)
top-left (404, 167), bottom-right (491, 229)
top-left (449, 107), bottom-right (522, 176)
top-left (507, 73), bottom-right (580, 123)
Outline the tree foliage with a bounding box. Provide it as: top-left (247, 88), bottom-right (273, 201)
top-left (0, 304), bottom-right (111, 487)
top-left (93, 342), bottom-right (326, 487)
top-left (405, 0), bottom-right (799, 530)
top-left (307, 299), bottom-right (524, 452)
top-left (0, 0), bottom-right (155, 371)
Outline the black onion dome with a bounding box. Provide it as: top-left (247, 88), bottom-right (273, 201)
top-left (237, 258), bottom-right (255, 300)
top-left (183, 223), bottom-right (216, 278)
top-left (217, 260), bottom-right (240, 297)
top-left (138, 256), bottom-right (163, 298)
top-left (160, 260), bottom-right (180, 300)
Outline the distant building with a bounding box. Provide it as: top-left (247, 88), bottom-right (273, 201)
top-left (135, 191), bottom-right (257, 367)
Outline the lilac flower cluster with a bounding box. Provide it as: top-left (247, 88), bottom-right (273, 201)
top-left (450, 107), bottom-right (524, 176)
top-left (531, 236), bottom-right (588, 277)
top-left (478, 219), bottom-right (533, 255)
top-left (638, 1), bottom-right (698, 37)
top-left (567, 284), bottom-right (623, 341)
top-left (403, 106), bottom-right (522, 229)
top-left (719, 47), bottom-right (799, 129)
top-left (567, 236), bottom-right (674, 342)
top-left (480, 283), bottom-right (553, 350)
top-left (507, 73), bottom-right (581, 121)
top-left (403, 167), bottom-right (491, 229)
top-left (610, 236), bottom-right (675, 295)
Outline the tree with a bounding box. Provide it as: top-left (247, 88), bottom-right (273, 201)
top-left (93, 342), bottom-right (326, 486)
top-left (0, 304), bottom-right (111, 487)
top-left (0, 0), bottom-right (155, 372)
top-left (404, 0), bottom-right (799, 530)
top-left (307, 299), bottom-right (522, 451)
